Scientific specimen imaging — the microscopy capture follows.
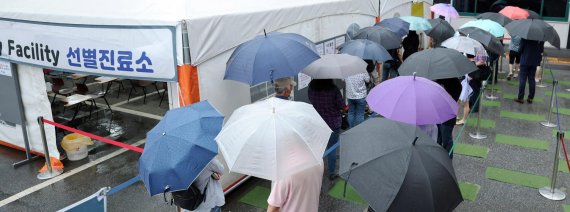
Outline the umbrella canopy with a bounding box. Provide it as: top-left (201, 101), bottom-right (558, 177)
top-left (347, 23), bottom-right (361, 40)
top-left (430, 3), bottom-right (460, 18)
top-left (442, 36), bottom-right (488, 57)
top-left (460, 19), bottom-right (505, 37)
top-left (339, 39), bottom-right (393, 62)
top-left (339, 117), bottom-right (463, 212)
top-left (225, 32), bottom-right (320, 85)
top-left (139, 101), bottom-right (224, 196)
top-left (399, 16), bottom-right (432, 31)
top-left (499, 6), bottom-right (529, 20)
top-left (505, 19), bottom-right (560, 49)
top-left (476, 12), bottom-right (512, 26)
top-left (215, 97), bottom-right (332, 181)
top-left (526, 9), bottom-right (542, 19)
top-left (458, 27), bottom-right (505, 55)
top-left (375, 17), bottom-right (410, 38)
top-left (302, 54), bottom-right (367, 79)
top-left (366, 75), bottom-right (458, 125)
top-left (426, 19), bottom-right (455, 44)
top-left (354, 26), bottom-right (402, 50)
top-left (398, 48), bottom-right (478, 80)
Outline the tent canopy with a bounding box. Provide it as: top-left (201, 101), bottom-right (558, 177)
top-left (0, 0), bottom-right (379, 65)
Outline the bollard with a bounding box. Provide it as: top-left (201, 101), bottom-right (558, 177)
top-left (541, 80), bottom-right (558, 128)
top-left (37, 116), bottom-right (63, 180)
top-left (539, 132), bottom-right (566, 200)
top-left (469, 82), bottom-right (488, 139)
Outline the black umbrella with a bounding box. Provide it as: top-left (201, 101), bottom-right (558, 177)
top-left (458, 27), bottom-right (505, 55)
top-left (375, 17), bottom-right (410, 38)
top-left (354, 26), bottom-right (402, 50)
top-left (398, 48), bottom-right (478, 80)
top-left (505, 19), bottom-right (560, 49)
top-left (476, 12), bottom-right (512, 26)
top-left (339, 117), bottom-right (463, 212)
top-left (425, 19), bottom-right (455, 44)
top-left (526, 9), bottom-right (542, 19)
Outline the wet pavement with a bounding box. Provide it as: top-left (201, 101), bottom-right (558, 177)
top-left (2, 58), bottom-right (570, 211)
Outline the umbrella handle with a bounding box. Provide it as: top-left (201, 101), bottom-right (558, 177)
top-left (343, 162), bottom-right (358, 198)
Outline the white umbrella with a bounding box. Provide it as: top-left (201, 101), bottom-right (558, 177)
top-left (215, 97), bottom-right (332, 181)
top-left (442, 36), bottom-right (488, 57)
top-left (302, 54), bottom-right (367, 79)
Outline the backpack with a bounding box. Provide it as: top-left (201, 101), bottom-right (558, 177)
top-left (170, 182), bottom-right (208, 210)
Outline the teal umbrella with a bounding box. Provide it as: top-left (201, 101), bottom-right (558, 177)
top-left (399, 16), bottom-right (432, 31)
top-left (460, 19), bottom-right (504, 37)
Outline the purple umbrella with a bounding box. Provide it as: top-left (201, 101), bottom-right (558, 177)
top-left (366, 75), bottom-right (458, 125)
top-left (430, 3), bottom-right (459, 19)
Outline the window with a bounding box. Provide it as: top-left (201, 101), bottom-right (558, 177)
top-left (453, 0), bottom-right (570, 21)
top-left (250, 82), bottom-right (275, 102)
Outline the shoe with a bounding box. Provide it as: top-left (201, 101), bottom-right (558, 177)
top-left (535, 78), bottom-right (541, 83)
top-left (507, 73), bottom-right (513, 81)
top-left (456, 120), bottom-right (465, 125)
top-left (527, 98), bottom-right (533, 104)
top-left (328, 174), bottom-right (338, 181)
top-left (514, 99), bottom-right (524, 104)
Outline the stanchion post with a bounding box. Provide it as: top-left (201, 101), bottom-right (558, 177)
top-left (37, 116), bottom-right (63, 180)
top-left (541, 80), bottom-right (558, 128)
top-left (539, 131), bottom-right (566, 200)
top-left (469, 82), bottom-right (488, 139)
top-left (486, 67), bottom-right (499, 100)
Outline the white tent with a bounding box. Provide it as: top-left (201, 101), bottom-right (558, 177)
top-left (0, 0), bottom-right (379, 188)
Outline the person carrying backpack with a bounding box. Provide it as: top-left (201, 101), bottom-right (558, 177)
top-left (180, 158), bottom-right (225, 212)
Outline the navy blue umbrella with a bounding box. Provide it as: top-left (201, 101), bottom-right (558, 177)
top-left (339, 39), bottom-right (392, 62)
top-left (375, 17), bottom-right (410, 38)
top-left (139, 101), bottom-right (224, 196)
top-left (225, 32), bottom-right (320, 85)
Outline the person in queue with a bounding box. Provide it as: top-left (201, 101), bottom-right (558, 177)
top-left (515, 39), bottom-right (544, 104)
top-left (267, 163), bottom-right (324, 212)
top-left (435, 76), bottom-right (461, 158)
top-left (273, 77), bottom-right (296, 100)
top-left (308, 79), bottom-right (345, 181)
top-left (183, 158), bottom-right (225, 212)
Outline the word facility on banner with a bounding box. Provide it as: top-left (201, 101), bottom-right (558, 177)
top-left (0, 19), bottom-right (178, 81)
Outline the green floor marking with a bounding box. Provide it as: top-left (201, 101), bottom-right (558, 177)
top-left (500, 111), bottom-right (545, 122)
top-left (239, 186), bottom-right (270, 209)
top-left (482, 100), bottom-right (501, 107)
top-left (553, 107), bottom-right (570, 116)
top-left (495, 134), bottom-right (549, 151)
top-left (459, 182), bottom-right (480, 201)
top-left (328, 180), bottom-right (367, 205)
top-left (546, 91), bottom-right (570, 99)
top-left (552, 129), bottom-right (566, 138)
top-left (563, 204), bottom-right (570, 212)
top-left (544, 79), bottom-right (570, 86)
top-left (506, 80), bottom-right (519, 86)
top-left (502, 93), bottom-right (544, 103)
top-left (454, 143), bottom-right (489, 158)
top-left (485, 167), bottom-right (550, 189)
top-left (466, 118), bottom-right (496, 129)
top-left (485, 84), bottom-right (501, 92)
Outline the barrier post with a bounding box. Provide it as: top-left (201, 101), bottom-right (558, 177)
top-left (485, 59), bottom-right (499, 100)
top-left (37, 116), bottom-right (63, 180)
top-left (539, 131), bottom-right (566, 200)
top-left (541, 80), bottom-right (558, 128)
top-left (469, 82), bottom-right (488, 139)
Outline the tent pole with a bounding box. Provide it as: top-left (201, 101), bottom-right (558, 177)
top-left (11, 63), bottom-right (40, 168)
top-left (181, 20), bottom-right (191, 65)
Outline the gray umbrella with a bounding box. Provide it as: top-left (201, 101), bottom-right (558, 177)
top-left (505, 19), bottom-right (560, 49)
top-left (526, 9), bottom-right (542, 19)
top-left (354, 26), bottom-right (402, 50)
top-left (425, 19), bottom-right (455, 45)
top-left (339, 117), bottom-right (463, 212)
top-left (476, 12), bottom-right (512, 26)
top-left (458, 27), bottom-right (505, 55)
top-left (398, 48), bottom-right (478, 80)
top-left (338, 39), bottom-right (392, 62)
